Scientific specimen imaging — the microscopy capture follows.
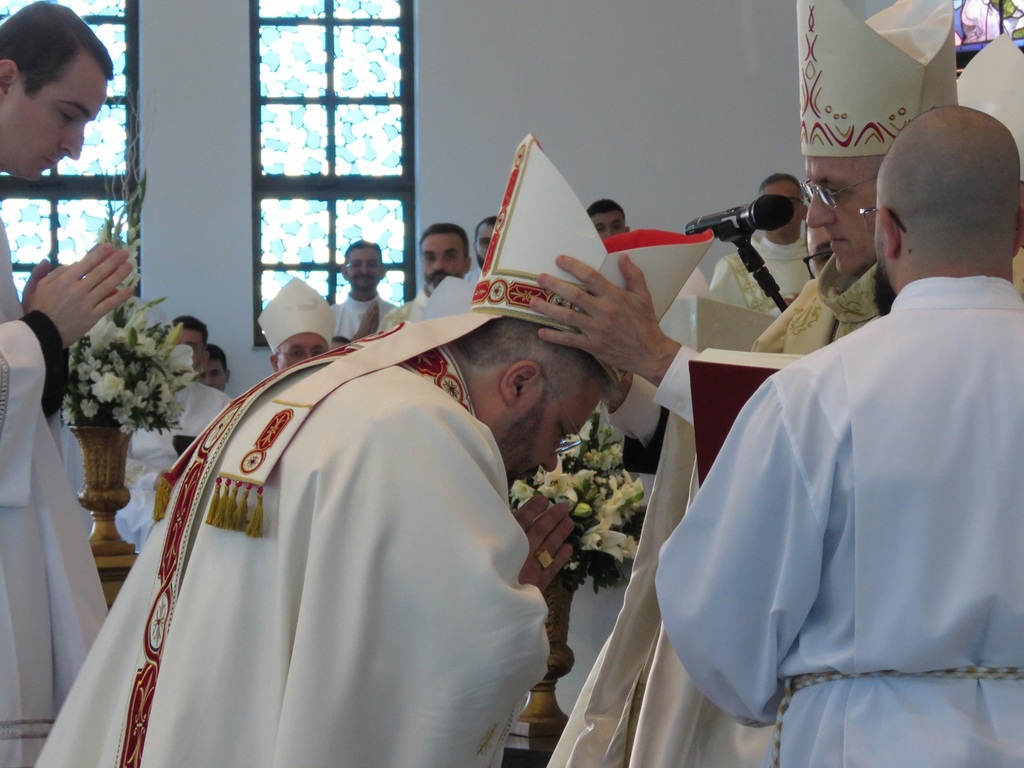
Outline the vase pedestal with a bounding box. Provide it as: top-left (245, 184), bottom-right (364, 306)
top-left (71, 426), bottom-right (138, 606)
top-left (514, 579), bottom-right (575, 739)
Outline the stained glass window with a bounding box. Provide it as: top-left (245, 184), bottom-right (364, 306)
top-left (0, 1), bottom-right (138, 297)
top-left (253, 0), bottom-right (414, 342)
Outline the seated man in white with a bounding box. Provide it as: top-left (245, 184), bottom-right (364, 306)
top-left (118, 315), bottom-right (230, 550)
top-left (260, 277), bottom-right (335, 371)
top-left (330, 240), bottom-right (396, 342)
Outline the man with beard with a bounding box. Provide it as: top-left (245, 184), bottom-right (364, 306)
top-left (36, 134), bottom-right (704, 768)
top-left (532, 1), bottom-right (958, 766)
top-left (659, 103), bottom-right (1024, 768)
top-left (381, 222), bottom-right (472, 329)
top-left (330, 240), bottom-right (397, 341)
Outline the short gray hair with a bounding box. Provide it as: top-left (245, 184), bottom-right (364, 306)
top-left (449, 317), bottom-right (613, 399)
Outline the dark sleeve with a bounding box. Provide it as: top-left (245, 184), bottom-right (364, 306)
top-left (622, 406), bottom-right (670, 474)
top-left (19, 310), bottom-right (69, 418)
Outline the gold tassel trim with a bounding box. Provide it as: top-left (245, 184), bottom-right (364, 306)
top-left (232, 484), bottom-right (252, 532)
top-left (204, 479), bottom-right (265, 538)
top-left (205, 478), bottom-right (224, 527)
top-left (245, 488), bottom-right (264, 539)
top-left (152, 475), bottom-right (173, 522)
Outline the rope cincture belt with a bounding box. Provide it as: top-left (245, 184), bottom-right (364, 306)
top-left (770, 665), bottom-right (1024, 768)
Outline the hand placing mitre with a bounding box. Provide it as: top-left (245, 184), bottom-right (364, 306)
top-left (21, 242), bottom-right (134, 348)
top-left (530, 253), bottom-right (682, 387)
top-left (515, 495), bottom-right (574, 590)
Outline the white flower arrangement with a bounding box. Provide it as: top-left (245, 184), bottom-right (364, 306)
top-left (511, 409), bottom-right (645, 593)
top-left (63, 297), bottom-right (197, 432)
top-left (63, 170), bottom-right (197, 433)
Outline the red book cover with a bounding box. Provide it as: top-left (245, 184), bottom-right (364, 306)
top-left (689, 350), bottom-right (801, 485)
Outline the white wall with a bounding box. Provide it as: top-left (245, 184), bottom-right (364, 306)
top-left (139, 0), bottom-right (805, 393)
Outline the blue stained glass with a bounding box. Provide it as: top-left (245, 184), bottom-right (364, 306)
top-left (2, 199), bottom-right (51, 268)
top-left (260, 270), bottom-right (330, 312)
top-left (58, 103), bottom-right (127, 177)
top-left (334, 26), bottom-right (401, 98)
top-left (335, 0), bottom-right (400, 20)
top-left (56, 0), bottom-right (124, 15)
top-left (93, 23), bottom-right (127, 97)
top-left (335, 105), bottom-right (402, 175)
top-left (260, 199), bottom-right (330, 265)
top-left (0, 1), bottom-right (122, 14)
top-left (377, 269), bottom-right (405, 305)
top-left (261, 105), bottom-right (328, 175)
top-left (259, 0), bottom-right (324, 19)
top-left (260, 25), bottom-right (326, 98)
top-left (57, 199), bottom-right (113, 265)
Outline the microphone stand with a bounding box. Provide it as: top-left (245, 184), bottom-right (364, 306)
top-left (723, 232), bottom-right (787, 312)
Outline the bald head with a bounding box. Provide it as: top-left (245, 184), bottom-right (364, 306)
top-left (876, 106), bottom-right (1022, 286)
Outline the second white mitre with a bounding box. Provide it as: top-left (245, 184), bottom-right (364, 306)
top-left (799, 0), bottom-right (957, 157)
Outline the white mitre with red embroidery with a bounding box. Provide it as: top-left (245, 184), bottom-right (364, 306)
top-left (958, 36), bottom-right (1024, 180)
top-left (472, 134), bottom-right (713, 329)
top-left (799, 0), bottom-right (956, 157)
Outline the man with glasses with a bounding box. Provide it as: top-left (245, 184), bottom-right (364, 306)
top-left (330, 240), bottom-right (397, 342)
top-left (661, 103), bottom-right (1024, 768)
top-left (709, 173), bottom-right (809, 314)
top-left (535, 1), bottom-right (958, 767)
top-left (803, 225), bottom-right (832, 281)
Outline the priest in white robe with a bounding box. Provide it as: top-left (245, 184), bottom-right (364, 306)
top-left (37, 135), bottom-right (713, 768)
top-left (0, 5), bottom-right (135, 764)
top-left (659, 106), bottom-right (1024, 768)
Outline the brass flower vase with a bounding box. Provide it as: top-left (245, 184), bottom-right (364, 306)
top-left (515, 578), bottom-right (576, 737)
top-left (71, 425), bottom-right (136, 557)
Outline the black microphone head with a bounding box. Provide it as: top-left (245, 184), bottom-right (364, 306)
top-left (750, 194), bottom-right (795, 231)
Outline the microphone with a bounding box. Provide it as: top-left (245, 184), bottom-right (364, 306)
top-left (683, 194), bottom-right (795, 241)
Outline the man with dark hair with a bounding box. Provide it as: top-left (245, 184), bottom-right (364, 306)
top-left (382, 222), bottom-right (472, 329)
top-left (586, 198), bottom-right (629, 240)
top-left (203, 343), bottom-right (230, 392)
top-left (330, 240), bottom-right (397, 341)
top-left (0, 4), bottom-right (134, 764)
top-left (466, 214), bottom-right (497, 283)
top-left (117, 313), bottom-right (230, 551)
top-left (709, 172), bottom-right (809, 312)
top-left (171, 313), bottom-right (210, 372)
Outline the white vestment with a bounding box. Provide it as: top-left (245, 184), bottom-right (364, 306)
top-left (38, 316), bottom-right (549, 768)
top-left (0, 223), bottom-right (106, 766)
top-left (709, 234), bottom-right (809, 314)
top-left (659, 277), bottom-right (1024, 767)
top-left (117, 382), bottom-right (230, 549)
top-left (330, 294), bottom-right (397, 340)
top-left (380, 288), bottom-right (429, 330)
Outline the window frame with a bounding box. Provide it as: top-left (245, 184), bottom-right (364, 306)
top-left (250, 1), bottom-right (416, 347)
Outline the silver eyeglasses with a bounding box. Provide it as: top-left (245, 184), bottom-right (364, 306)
top-left (543, 373), bottom-right (583, 455)
top-left (858, 206), bottom-right (907, 233)
top-left (800, 176), bottom-right (877, 209)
